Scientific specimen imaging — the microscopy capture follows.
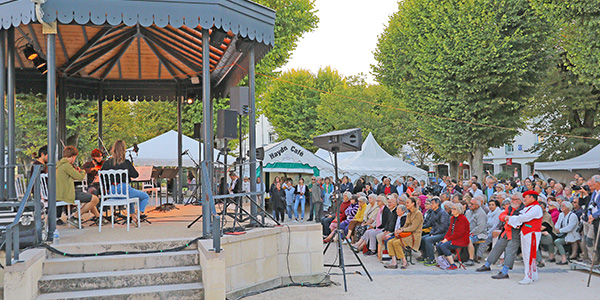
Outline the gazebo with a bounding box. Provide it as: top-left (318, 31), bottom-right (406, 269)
top-left (0, 0), bottom-right (275, 237)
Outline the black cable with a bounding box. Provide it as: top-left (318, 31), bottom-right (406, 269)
top-left (23, 237), bottom-right (202, 258)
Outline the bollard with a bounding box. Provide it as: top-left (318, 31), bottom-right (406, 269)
top-left (213, 216), bottom-right (221, 253)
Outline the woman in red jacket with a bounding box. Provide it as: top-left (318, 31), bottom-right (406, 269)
top-left (437, 202), bottom-right (470, 270)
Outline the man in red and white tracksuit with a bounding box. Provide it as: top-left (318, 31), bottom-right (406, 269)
top-left (507, 190), bottom-right (543, 285)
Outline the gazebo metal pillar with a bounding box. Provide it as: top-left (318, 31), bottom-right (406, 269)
top-left (46, 31), bottom-right (57, 238)
top-left (6, 28), bottom-right (15, 200)
top-left (98, 86), bottom-right (103, 150)
top-left (0, 30), bottom-right (6, 200)
top-left (201, 28), bottom-right (212, 236)
top-left (177, 93), bottom-right (183, 204)
top-left (58, 76), bottom-right (67, 147)
top-left (248, 43), bottom-right (257, 223)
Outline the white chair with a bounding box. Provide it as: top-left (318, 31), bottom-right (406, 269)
top-left (98, 169), bottom-right (140, 232)
top-left (142, 178), bottom-right (158, 206)
top-left (74, 177), bottom-right (88, 193)
top-left (41, 173), bottom-right (82, 229)
top-left (15, 174), bottom-right (26, 199)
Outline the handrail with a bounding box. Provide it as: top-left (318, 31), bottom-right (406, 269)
top-left (5, 165), bottom-right (42, 266)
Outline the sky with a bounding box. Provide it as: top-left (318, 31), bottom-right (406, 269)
top-left (281, 0), bottom-right (400, 84)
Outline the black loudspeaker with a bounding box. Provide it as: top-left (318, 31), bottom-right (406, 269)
top-left (313, 128), bottom-right (362, 153)
top-left (193, 123), bottom-right (203, 140)
top-left (247, 147), bottom-right (264, 160)
top-left (230, 87), bottom-right (249, 115)
top-left (217, 109), bottom-right (238, 139)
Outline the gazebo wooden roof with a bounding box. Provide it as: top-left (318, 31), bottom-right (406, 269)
top-left (2, 0), bottom-right (275, 99)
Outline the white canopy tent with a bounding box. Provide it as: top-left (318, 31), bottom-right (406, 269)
top-left (262, 139), bottom-right (335, 177)
top-left (335, 133), bottom-right (428, 182)
top-left (127, 130), bottom-right (234, 168)
top-left (534, 143), bottom-right (600, 183)
top-left (315, 148), bottom-right (356, 165)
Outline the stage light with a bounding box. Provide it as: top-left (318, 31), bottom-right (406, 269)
top-left (23, 44), bottom-right (38, 60)
top-left (187, 97), bottom-right (194, 105)
top-left (209, 29), bottom-right (227, 48)
top-left (33, 56), bottom-right (46, 69)
top-left (39, 65), bottom-right (47, 75)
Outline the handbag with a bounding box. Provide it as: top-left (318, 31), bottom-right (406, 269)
top-left (396, 231), bottom-right (412, 238)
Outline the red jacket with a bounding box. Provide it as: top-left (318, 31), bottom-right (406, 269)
top-left (444, 214), bottom-right (470, 247)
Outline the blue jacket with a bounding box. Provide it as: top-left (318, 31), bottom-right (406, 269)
top-left (423, 206), bottom-right (450, 236)
top-left (284, 185), bottom-right (295, 206)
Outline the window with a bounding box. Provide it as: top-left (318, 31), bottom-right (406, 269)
top-left (268, 132), bottom-right (277, 144)
top-left (505, 144), bottom-right (514, 155)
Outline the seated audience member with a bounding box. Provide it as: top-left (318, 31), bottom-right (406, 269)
top-left (477, 193), bottom-right (525, 279)
top-left (538, 201), bottom-right (555, 266)
top-left (351, 195), bottom-right (392, 255)
top-left (553, 201), bottom-right (580, 265)
top-left (353, 194), bottom-right (379, 242)
top-left (436, 203), bottom-right (470, 270)
top-left (322, 191), bottom-right (352, 238)
top-left (465, 195), bottom-right (488, 265)
top-left (548, 200), bottom-right (560, 224)
top-left (324, 194), bottom-right (359, 242)
top-left (57, 146), bottom-right (102, 226)
top-left (377, 177), bottom-right (398, 195)
top-left (480, 198), bottom-right (502, 258)
top-left (419, 197), bottom-right (450, 266)
top-left (442, 201), bottom-right (453, 214)
top-left (384, 197), bottom-right (423, 269)
top-left (101, 140), bottom-right (150, 225)
top-left (377, 195), bottom-right (399, 259)
top-left (346, 196), bottom-right (368, 241)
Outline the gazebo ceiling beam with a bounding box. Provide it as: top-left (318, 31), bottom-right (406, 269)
top-left (145, 26), bottom-right (217, 68)
top-left (141, 29), bottom-right (203, 74)
top-left (81, 26), bottom-right (88, 43)
top-left (143, 36), bottom-right (178, 80)
top-left (144, 28), bottom-right (207, 67)
top-left (185, 26), bottom-right (226, 56)
top-left (61, 26), bottom-right (112, 70)
top-left (66, 28), bottom-right (136, 76)
top-left (78, 27), bottom-right (135, 65)
top-left (100, 37), bottom-right (135, 80)
top-left (56, 26), bottom-right (70, 62)
top-left (161, 26), bottom-right (222, 62)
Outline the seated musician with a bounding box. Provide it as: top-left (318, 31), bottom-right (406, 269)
top-left (56, 146), bottom-right (103, 227)
top-left (101, 140), bottom-right (150, 225)
top-left (81, 148), bottom-right (104, 195)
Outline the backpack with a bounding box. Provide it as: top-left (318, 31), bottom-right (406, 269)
top-left (436, 255), bottom-right (450, 270)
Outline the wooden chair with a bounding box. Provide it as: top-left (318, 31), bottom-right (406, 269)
top-left (98, 169), bottom-right (140, 232)
top-left (41, 174), bottom-right (82, 229)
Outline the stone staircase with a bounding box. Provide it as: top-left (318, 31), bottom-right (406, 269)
top-left (35, 239), bottom-right (204, 300)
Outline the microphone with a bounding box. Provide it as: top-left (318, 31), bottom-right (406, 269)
top-left (133, 143), bottom-right (139, 154)
top-left (182, 149), bottom-right (189, 155)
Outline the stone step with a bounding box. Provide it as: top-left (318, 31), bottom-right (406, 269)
top-left (43, 249), bottom-right (199, 275)
top-left (39, 266), bottom-right (202, 293)
top-left (48, 237), bottom-right (199, 258)
top-left (36, 283), bottom-right (204, 300)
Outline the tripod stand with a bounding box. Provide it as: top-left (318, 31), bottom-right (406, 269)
top-left (322, 149), bottom-right (372, 292)
top-left (184, 151), bottom-right (201, 206)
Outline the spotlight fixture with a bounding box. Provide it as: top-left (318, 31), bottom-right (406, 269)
top-left (209, 29), bottom-right (227, 48)
top-left (33, 56), bottom-right (46, 69)
top-left (22, 44), bottom-right (38, 60)
top-left (186, 94), bottom-right (196, 104)
top-left (39, 65), bottom-right (47, 75)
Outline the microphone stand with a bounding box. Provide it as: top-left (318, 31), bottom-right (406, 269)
top-left (184, 151), bottom-right (202, 206)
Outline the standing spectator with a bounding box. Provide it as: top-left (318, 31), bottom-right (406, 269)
top-left (270, 182), bottom-right (286, 222)
top-left (340, 176), bottom-right (353, 193)
top-left (242, 176), bottom-right (250, 193)
top-left (353, 177), bottom-right (365, 194)
top-left (483, 176), bottom-right (496, 203)
top-left (283, 179), bottom-right (295, 221)
top-left (372, 178), bottom-right (381, 193)
top-left (269, 176), bottom-right (281, 216)
top-left (307, 177), bottom-right (322, 222)
top-left (582, 175), bottom-right (600, 264)
top-left (364, 182), bottom-right (374, 196)
top-left (377, 177), bottom-right (397, 195)
top-left (322, 177), bottom-right (334, 212)
top-left (294, 178), bottom-right (307, 222)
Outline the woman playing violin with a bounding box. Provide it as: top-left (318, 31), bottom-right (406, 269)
top-left (82, 148), bottom-right (104, 195)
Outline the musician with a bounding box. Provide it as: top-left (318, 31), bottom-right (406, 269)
top-left (101, 140), bottom-right (149, 225)
top-left (81, 148), bottom-right (104, 195)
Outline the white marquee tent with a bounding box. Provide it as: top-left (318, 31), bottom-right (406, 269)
top-left (534, 143), bottom-right (600, 183)
top-left (334, 133), bottom-right (428, 182)
top-left (127, 130), bottom-right (234, 168)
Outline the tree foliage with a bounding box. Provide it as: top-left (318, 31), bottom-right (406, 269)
top-left (262, 67), bottom-right (344, 151)
top-left (373, 0), bottom-right (551, 180)
top-left (317, 76), bottom-right (405, 154)
top-left (527, 52), bottom-right (600, 161)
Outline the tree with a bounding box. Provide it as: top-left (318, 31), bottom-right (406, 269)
top-left (262, 67), bottom-right (344, 151)
top-left (373, 0), bottom-right (551, 180)
top-left (527, 51), bottom-right (600, 161)
top-left (531, 0), bottom-right (600, 86)
top-left (317, 75), bottom-right (404, 154)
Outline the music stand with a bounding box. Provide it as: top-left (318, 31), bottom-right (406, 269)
top-left (151, 167), bottom-right (179, 212)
